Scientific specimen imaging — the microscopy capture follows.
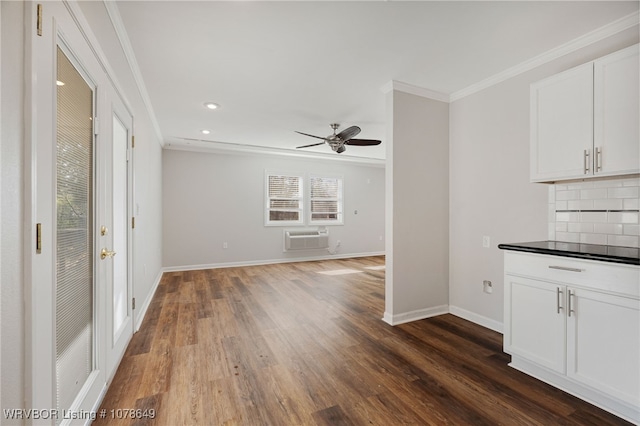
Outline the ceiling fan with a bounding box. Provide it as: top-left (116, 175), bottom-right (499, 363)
top-left (295, 123), bottom-right (382, 154)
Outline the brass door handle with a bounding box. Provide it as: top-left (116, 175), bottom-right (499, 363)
top-left (100, 248), bottom-right (117, 260)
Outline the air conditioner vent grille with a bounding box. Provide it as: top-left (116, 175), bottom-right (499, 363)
top-left (284, 229), bottom-right (329, 251)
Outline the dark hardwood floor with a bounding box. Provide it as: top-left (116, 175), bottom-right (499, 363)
top-left (95, 256), bottom-right (630, 425)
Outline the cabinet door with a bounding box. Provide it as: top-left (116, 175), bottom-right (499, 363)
top-left (594, 44), bottom-right (640, 176)
top-left (504, 275), bottom-right (566, 373)
top-left (530, 62), bottom-right (594, 182)
top-left (566, 288), bottom-right (640, 406)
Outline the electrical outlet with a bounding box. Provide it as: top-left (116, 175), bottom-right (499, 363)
top-left (483, 280), bottom-right (493, 294)
top-left (336, 240), bottom-right (341, 247)
top-left (223, 242), bottom-right (228, 249)
top-left (482, 236), bottom-right (490, 248)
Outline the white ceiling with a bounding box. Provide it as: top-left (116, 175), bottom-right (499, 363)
top-left (114, 1), bottom-right (639, 160)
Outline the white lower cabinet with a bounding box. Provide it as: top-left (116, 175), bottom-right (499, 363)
top-left (567, 287), bottom-right (640, 408)
top-left (503, 251), bottom-right (640, 424)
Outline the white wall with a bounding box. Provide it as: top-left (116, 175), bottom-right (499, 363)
top-left (1, 0), bottom-right (25, 415)
top-left (449, 27), bottom-right (639, 331)
top-left (162, 149), bottom-right (385, 268)
top-left (78, 1), bottom-right (164, 325)
top-left (385, 90), bottom-right (449, 324)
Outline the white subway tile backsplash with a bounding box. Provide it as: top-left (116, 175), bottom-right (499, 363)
top-left (549, 176), bottom-right (640, 247)
top-left (624, 224), bottom-right (640, 236)
top-left (593, 223), bottom-right (623, 235)
top-left (580, 233), bottom-right (607, 245)
top-left (568, 200), bottom-right (594, 210)
top-left (580, 211), bottom-right (608, 223)
top-left (568, 182), bottom-right (593, 190)
top-left (593, 199), bottom-right (623, 210)
top-left (623, 198), bottom-right (639, 210)
top-left (556, 232), bottom-right (580, 243)
top-left (608, 186), bottom-right (639, 199)
top-left (581, 188), bottom-right (607, 200)
top-left (621, 177), bottom-right (640, 187)
top-left (556, 212), bottom-right (580, 222)
top-left (556, 190), bottom-right (580, 201)
top-left (568, 223), bottom-right (593, 233)
top-left (594, 179), bottom-right (622, 188)
top-left (607, 235), bottom-right (639, 248)
top-left (608, 212), bottom-right (639, 224)
top-left (555, 200), bottom-right (568, 210)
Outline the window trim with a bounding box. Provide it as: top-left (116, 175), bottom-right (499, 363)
top-left (264, 171), bottom-right (345, 227)
top-left (264, 171), bottom-right (304, 226)
top-left (309, 174), bottom-right (344, 226)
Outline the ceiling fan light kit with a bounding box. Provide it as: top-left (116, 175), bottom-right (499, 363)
top-left (295, 123), bottom-right (382, 154)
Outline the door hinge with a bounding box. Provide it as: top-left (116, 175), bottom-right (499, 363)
top-left (132, 217), bottom-right (135, 229)
top-left (36, 4), bottom-right (43, 36)
top-left (132, 298), bottom-right (136, 310)
top-left (36, 223), bottom-right (42, 253)
top-left (131, 136), bottom-right (135, 148)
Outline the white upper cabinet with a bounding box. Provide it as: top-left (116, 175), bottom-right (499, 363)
top-left (530, 63), bottom-right (594, 181)
top-left (594, 45), bottom-right (640, 176)
top-left (531, 44), bottom-right (639, 183)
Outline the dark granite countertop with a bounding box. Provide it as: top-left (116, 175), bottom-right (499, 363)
top-left (497, 241), bottom-right (640, 266)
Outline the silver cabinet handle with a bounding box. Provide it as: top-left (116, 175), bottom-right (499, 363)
top-left (556, 287), bottom-right (563, 314)
top-left (595, 146), bottom-right (602, 172)
top-left (548, 265), bottom-right (583, 273)
top-left (568, 289), bottom-right (575, 317)
top-left (584, 149), bottom-right (591, 174)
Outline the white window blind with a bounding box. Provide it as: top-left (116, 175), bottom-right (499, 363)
top-left (310, 175), bottom-right (343, 224)
top-left (55, 46), bottom-right (94, 413)
top-left (266, 174), bottom-right (303, 225)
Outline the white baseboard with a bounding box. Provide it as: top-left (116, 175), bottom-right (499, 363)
top-left (449, 305), bottom-right (503, 334)
top-left (162, 251), bottom-right (385, 273)
top-left (382, 304), bottom-right (449, 326)
top-left (134, 269), bottom-right (163, 332)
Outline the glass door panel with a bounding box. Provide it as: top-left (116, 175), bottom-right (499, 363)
top-left (55, 46), bottom-right (95, 414)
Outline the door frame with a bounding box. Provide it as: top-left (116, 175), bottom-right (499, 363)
top-left (24, 0), bottom-right (136, 417)
top-left (105, 94), bottom-right (135, 377)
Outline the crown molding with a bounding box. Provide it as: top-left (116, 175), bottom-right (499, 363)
top-left (103, 1), bottom-right (164, 146)
top-left (164, 137), bottom-right (386, 167)
top-left (450, 10), bottom-right (640, 101)
top-left (381, 80), bottom-right (450, 103)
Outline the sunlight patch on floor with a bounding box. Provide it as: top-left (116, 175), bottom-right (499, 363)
top-left (317, 269), bottom-right (364, 276)
top-left (364, 265), bottom-right (386, 271)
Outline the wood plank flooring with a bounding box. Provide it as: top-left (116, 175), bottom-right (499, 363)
top-left (95, 256), bottom-right (630, 425)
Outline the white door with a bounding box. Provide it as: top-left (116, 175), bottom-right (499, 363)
top-left (594, 44), bottom-right (640, 176)
top-left (105, 97), bottom-right (134, 376)
top-left (27, 1), bottom-right (132, 419)
top-left (566, 287), bottom-right (640, 407)
top-left (504, 275), bottom-right (566, 374)
top-left (530, 62), bottom-right (594, 182)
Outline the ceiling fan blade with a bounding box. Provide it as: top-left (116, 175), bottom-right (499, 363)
top-left (336, 125), bottom-right (361, 142)
top-left (345, 138), bottom-right (382, 146)
top-left (295, 131), bottom-right (327, 141)
top-left (296, 142), bottom-right (325, 149)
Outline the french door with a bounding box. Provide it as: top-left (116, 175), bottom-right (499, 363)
top-left (27, 1), bottom-right (134, 421)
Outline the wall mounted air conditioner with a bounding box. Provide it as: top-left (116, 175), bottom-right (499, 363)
top-left (284, 228), bottom-right (329, 251)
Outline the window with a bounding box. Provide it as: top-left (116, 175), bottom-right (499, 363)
top-left (265, 172), bottom-right (344, 226)
top-left (265, 173), bottom-right (303, 225)
top-left (310, 175), bottom-right (343, 225)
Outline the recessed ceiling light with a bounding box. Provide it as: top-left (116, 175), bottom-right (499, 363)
top-left (204, 102), bottom-right (219, 110)
top-left (201, 130), bottom-right (211, 135)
